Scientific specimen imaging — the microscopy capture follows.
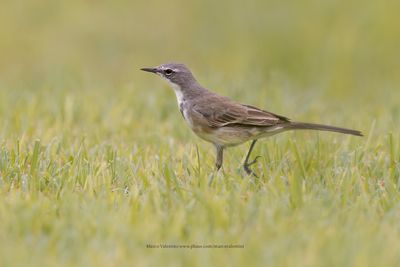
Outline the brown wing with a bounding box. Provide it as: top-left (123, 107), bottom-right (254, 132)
top-left (192, 94), bottom-right (290, 128)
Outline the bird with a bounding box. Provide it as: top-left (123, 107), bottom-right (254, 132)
top-left (141, 62), bottom-right (363, 176)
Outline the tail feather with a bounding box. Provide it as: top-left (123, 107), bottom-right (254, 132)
top-left (284, 122), bottom-right (363, 136)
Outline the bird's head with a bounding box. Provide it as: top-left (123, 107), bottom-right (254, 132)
top-left (141, 62), bottom-right (198, 90)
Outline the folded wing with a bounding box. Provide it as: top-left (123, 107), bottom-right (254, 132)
top-left (193, 95), bottom-right (290, 128)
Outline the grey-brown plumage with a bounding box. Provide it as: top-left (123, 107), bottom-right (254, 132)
top-left (141, 63), bottom-right (363, 176)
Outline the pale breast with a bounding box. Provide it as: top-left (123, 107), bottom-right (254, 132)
top-left (180, 101), bottom-right (199, 130)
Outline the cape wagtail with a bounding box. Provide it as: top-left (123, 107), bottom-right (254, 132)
top-left (141, 63), bottom-right (363, 176)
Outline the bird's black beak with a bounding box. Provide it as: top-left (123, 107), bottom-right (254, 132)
top-left (140, 67), bottom-right (159, 74)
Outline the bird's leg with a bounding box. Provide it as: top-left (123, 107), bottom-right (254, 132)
top-left (215, 145), bottom-right (224, 171)
top-left (243, 139), bottom-right (260, 176)
top-left (209, 145), bottom-right (224, 186)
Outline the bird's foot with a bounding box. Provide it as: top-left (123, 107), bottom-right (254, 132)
top-left (243, 156), bottom-right (261, 177)
top-left (208, 172), bottom-right (215, 186)
top-left (208, 168), bottom-right (223, 186)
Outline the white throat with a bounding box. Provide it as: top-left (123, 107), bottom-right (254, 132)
top-left (163, 78), bottom-right (184, 106)
top-left (170, 83), bottom-right (184, 106)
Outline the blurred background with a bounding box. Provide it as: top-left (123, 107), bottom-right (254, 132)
top-left (1, 1), bottom-right (400, 266)
top-left (0, 0), bottom-right (399, 146)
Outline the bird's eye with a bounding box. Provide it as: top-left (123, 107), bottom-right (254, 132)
top-left (164, 69), bottom-right (173, 75)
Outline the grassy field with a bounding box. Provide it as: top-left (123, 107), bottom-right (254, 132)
top-left (0, 1), bottom-right (400, 266)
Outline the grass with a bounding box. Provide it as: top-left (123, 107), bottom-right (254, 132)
top-left (0, 0), bottom-right (400, 266)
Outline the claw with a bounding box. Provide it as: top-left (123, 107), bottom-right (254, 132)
top-left (242, 140), bottom-right (260, 178)
top-left (244, 165), bottom-right (259, 177)
top-left (247, 155), bottom-right (261, 167)
top-left (243, 155), bottom-right (261, 177)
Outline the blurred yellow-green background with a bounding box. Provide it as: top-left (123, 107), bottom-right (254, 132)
top-left (1, 0), bottom-right (399, 88)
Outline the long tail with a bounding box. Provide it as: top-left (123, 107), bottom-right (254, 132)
top-left (283, 122), bottom-right (363, 136)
